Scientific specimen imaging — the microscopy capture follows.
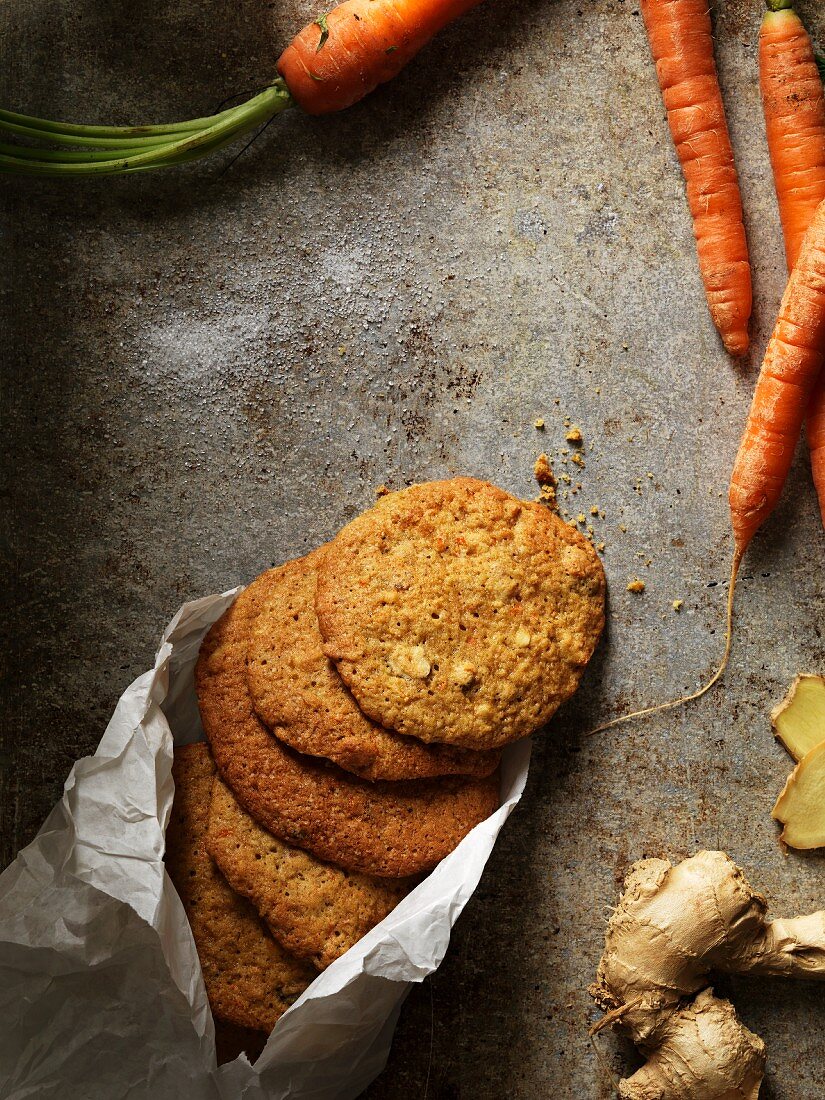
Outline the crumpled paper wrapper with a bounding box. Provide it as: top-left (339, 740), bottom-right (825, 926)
top-left (0, 588), bottom-right (530, 1100)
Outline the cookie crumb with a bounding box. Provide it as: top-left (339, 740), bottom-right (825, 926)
top-left (566, 425), bottom-right (583, 445)
top-left (577, 513), bottom-right (587, 525)
top-left (533, 453), bottom-right (559, 510)
top-left (590, 505), bottom-right (599, 516)
top-left (627, 579), bottom-right (646, 593)
top-left (534, 418), bottom-right (545, 430)
top-left (673, 599), bottom-right (684, 612)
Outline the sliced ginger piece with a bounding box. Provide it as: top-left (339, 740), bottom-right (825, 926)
top-left (771, 674), bottom-right (825, 762)
top-left (772, 740), bottom-right (825, 850)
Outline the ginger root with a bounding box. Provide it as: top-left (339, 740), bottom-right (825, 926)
top-left (771, 674), bottom-right (825, 761)
top-left (771, 674), bottom-right (825, 849)
top-left (591, 850), bottom-right (825, 1099)
top-left (773, 740), bottom-right (825, 849)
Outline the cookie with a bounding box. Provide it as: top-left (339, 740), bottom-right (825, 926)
top-left (165, 743), bottom-right (314, 1033)
top-left (315, 477), bottom-right (605, 750)
top-left (245, 553), bottom-right (501, 781)
top-left (207, 776), bottom-right (414, 969)
top-left (195, 578), bottom-right (500, 877)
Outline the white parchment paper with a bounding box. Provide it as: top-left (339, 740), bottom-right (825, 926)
top-left (0, 589), bottom-right (530, 1100)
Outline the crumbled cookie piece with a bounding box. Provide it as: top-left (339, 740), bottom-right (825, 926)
top-left (533, 452), bottom-right (559, 510)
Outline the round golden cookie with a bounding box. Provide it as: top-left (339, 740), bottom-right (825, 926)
top-left (207, 775), bottom-right (415, 970)
top-left (195, 578), bottom-right (500, 878)
top-left (166, 743), bottom-right (314, 1033)
top-left (245, 553), bottom-right (501, 781)
top-left (315, 477), bottom-right (606, 751)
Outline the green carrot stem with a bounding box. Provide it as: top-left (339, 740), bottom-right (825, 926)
top-left (0, 141), bottom-right (177, 163)
top-left (0, 98), bottom-right (250, 138)
top-left (0, 116), bottom-right (186, 150)
top-left (0, 82), bottom-right (293, 176)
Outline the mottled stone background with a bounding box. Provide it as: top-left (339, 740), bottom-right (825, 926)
top-left (2, 1), bottom-right (823, 1096)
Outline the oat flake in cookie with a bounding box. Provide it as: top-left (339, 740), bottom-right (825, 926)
top-left (315, 477), bottom-right (606, 751)
top-left (246, 552), bottom-right (500, 781)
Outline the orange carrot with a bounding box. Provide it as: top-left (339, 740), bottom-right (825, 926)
top-left (640, 0), bottom-right (752, 356)
top-left (729, 197), bottom-right (825, 559)
top-left (759, 0), bottom-right (825, 528)
top-left (278, 0), bottom-right (484, 116)
top-left (808, 369), bottom-right (825, 525)
top-left (0, 0), bottom-right (486, 175)
top-left (760, 1), bottom-right (825, 271)
top-left (589, 199), bottom-right (825, 739)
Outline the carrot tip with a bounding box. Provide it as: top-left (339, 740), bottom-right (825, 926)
top-left (723, 330), bottom-right (750, 357)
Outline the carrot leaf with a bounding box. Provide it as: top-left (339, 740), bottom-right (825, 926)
top-left (315, 15), bottom-right (330, 52)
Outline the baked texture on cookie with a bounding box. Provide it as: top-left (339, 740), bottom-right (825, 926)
top-left (207, 776), bottom-right (414, 969)
top-left (166, 743), bottom-right (314, 1033)
top-left (246, 553), bottom-right (500, 781)
top-left (195, 578), bottom-right (499, 877)
top-left (315, 477), bottom-right (606, 750)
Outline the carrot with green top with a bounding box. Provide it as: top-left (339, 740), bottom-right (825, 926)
top-left (759, 0), bottom-right (825, 527)
top-left (0, 0), bottom-right (485, 176)
top-left (640, 0), bottom-right (752, 356)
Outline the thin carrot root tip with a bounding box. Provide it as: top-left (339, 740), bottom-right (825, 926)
top-left (586, 553), bottom-right (741, 738)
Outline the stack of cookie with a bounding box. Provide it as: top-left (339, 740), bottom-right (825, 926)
top-left (166, 477), bottom-right (605, 1047)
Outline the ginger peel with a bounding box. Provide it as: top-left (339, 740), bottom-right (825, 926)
top-left (591, 850), bottom-right (825, 1099)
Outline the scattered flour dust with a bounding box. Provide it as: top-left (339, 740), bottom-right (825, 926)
top-left (137, 309), bottom-right (271, 392)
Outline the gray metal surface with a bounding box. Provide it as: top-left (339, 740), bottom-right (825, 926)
top-left (2, 0), bottom-right (824, 1096)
